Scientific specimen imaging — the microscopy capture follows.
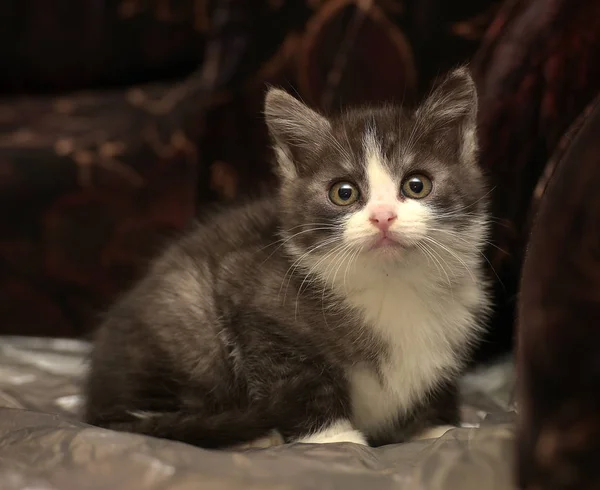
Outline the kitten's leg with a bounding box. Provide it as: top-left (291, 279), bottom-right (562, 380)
top-left (295, 419), bottom-right (368, 445)
top-left (410, 382), bottom-right (460, 440)
top-left (90, 409), bottom-right (277, 449)
top-left (388, 382), bottom-right (460, 444)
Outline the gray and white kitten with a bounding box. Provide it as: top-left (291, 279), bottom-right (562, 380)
top-left (84, 67), bottom-right (490, 448)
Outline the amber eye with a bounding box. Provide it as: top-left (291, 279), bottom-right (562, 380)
top-left (401, 174), bottom-right (433, 199)
top-left (329, 182), bottom-right (360, 206)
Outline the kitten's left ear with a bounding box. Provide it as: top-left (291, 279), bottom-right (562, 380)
top-left (417, 66), bottom-right (478, 164)
top-left (264, 88), bottom-right (331, 179)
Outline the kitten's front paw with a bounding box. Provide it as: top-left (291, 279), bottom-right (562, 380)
top-left (313, 429), bottom-right (368, 445)
top-left (297, 420), bottom-right (368, 445)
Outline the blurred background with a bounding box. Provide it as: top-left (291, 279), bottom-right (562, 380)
top-left (0, 0), bottom-right (598, 365)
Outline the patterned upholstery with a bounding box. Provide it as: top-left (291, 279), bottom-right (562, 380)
top-left (0, 0), bottom-right (500, 337)
top-left (2, 0), bottom-right (598, 349)
top-left (0, 83), bottom-right (204, 336)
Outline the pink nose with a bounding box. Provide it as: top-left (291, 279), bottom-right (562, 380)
top-left (369, 208), bottom-right (397, 231)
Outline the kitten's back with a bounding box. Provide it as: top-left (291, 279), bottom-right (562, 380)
top-left (84, 198), bottom-right (282, 431)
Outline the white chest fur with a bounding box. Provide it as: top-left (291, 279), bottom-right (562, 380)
top-left (292, 133), bottom-right (488, 440)
top-left (334, 257), bottom-right (483, 437)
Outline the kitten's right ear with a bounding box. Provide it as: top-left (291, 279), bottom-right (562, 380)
top-left (264, 88), bottom-right (331, 179)
top-left (416, 67), bottom-right (478, 165)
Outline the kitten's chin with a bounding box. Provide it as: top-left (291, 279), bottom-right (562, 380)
top-left (366, 236), bottom-right (407, 258)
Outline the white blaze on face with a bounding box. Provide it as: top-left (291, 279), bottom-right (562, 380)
top-left (343, 132), bottom-right (430, 248)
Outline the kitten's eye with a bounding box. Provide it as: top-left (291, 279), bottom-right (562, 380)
top-left (401, 174), bottom-right (432, 199)
top-left (329, 182), bottom-right (360, 206)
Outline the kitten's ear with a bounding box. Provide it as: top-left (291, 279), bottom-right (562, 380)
top-left (264, 88), bottom-right (331, 179)
top-left (417, 67), bottom-right (478, 164)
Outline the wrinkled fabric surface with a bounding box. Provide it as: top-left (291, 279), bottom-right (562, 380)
top-left (0, 336), bottom-right (516, 489)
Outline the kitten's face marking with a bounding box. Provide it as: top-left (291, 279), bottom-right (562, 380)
top-left (265, 67), bottom-right (488, 271)
top-left (341, 134), bottom-right (430, 255)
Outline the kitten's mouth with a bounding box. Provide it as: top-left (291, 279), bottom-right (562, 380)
top-left (369, 234), bottom-right (405, 251)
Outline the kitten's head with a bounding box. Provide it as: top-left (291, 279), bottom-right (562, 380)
top-left (264, 67), bottom-right (488, 275)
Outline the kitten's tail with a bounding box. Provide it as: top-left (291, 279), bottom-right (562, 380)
top-left (91, 408), bottom-right (280, 449)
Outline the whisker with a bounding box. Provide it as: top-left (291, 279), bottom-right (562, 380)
top-left (283, 222), bottom-right (341, 232)
top-left (422, 236), bottom-right (476, 283)
top-left (261, 228), bottom-right (340, 264)
top-left (419, 241), bottom-right (452, 288)
top-left (433, 188), bottom-right (497, 216)
top-left (343, 246), bottom-right (362, 293)
top-left (324, 243), bottom-right (356, 302)
top-left (279, 237), bottom-right (339, 302)
top-left (295, 241), bottom-right (354, 319)
top-left (427, 227), bottom-right (508, 256)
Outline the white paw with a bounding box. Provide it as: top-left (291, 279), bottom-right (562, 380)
top-left (297, 420), bottom-right (368, 445)
top-left (307, 429), bottom-right (368, 445)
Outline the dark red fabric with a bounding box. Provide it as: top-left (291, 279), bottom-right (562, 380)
top-left (0, 0), bottom-right (207, 93)
top-left (517, 94), bottom-right (600, 490)
top-left (471, 0), bottom-right (600, 361)
top-left (0, 0), bottom-right (500, 337)
top-left (0, 84), bottom-right (204, 336)
top-left (3, 0), bottom-right (598, 346)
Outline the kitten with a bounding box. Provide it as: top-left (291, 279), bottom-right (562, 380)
top-left (84, 67), bottom-right (490, 449)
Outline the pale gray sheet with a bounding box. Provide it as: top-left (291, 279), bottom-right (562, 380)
top-left (0, 336), bottom-right (516, 489)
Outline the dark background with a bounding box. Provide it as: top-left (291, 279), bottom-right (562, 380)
top-left (1, 0), bottom-right (599, 365)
